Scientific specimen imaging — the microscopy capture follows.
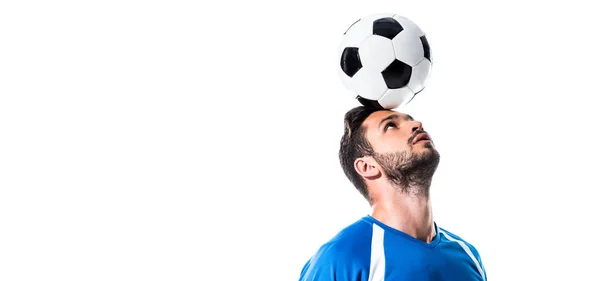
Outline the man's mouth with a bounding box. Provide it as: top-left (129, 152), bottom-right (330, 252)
top-left (412, 133), bottom-right (431, 144)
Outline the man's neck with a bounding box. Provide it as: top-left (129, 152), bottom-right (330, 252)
top-left (370, 190), bottom-right (435, 243)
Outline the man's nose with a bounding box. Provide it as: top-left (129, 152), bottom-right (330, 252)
top-left (410, 121), bottom-right (423, 133)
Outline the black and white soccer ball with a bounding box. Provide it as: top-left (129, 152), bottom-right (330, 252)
top-left (338, 13), bottom-right (432, 109)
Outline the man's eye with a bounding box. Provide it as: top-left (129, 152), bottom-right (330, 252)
top-left (385, 123), bottom-right (396, 130)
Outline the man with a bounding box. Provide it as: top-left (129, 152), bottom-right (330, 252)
top-left (298, 106), bottom-right (487, 281)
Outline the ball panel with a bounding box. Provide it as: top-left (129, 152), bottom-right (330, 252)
top-left (391, 15), bottom-right (424, 36)
top-left (339, 18), bottom-right (374, 51)
top-left (420, 35), bottom-right (431, 61)
top-left (358, 35), bottom-right (396, 72)
top-left (372, 17), bottom-right (403, 40)
top-left (391, 29), bottom-right (425, 66)
top-left (338, 64), bottom-right (355, 93)
top-left (343, 18), bottom-right (361, 35)
top-left (353, 69), bottom-right (389, 100)
top-left (407, 58), bottom-right (431, 94)
top-left (382, 59), bottom-right (412, 89)
top-left (340, 47), bottom-right (362, 77)
top-left (378, 87), bottom-right (415, 109)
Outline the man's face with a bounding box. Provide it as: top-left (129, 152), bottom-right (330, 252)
top-left (363, 110), bottom-right (435, 155)
top-left (362, 110), bottom-right (440, 190)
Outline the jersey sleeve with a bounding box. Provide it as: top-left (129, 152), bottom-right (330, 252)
top-left (465, 242), bottom-right (487, 281)
top-left (298, 244), bottom-right (366, 281)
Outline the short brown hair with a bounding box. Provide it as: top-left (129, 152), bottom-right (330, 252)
top-left (338, 106), bottom-right (387, 202)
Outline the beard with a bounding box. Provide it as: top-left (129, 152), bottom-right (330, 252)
top-left (373, 142), bottom-right (440, 197)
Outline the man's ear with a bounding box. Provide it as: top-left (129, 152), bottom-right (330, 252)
top-left (354, 156), bottom-right (381, 179)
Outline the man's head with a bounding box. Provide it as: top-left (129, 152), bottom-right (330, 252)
top-left (339, 106), bottom-right (440, 203)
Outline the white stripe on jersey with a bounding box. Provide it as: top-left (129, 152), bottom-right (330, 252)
top-left (368, 224), bottom-right (385, 281)
top-left (439, 230), bottom-right (486, 280)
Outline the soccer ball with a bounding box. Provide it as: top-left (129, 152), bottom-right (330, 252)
top-left (338, 13), bottom-right (432, 109)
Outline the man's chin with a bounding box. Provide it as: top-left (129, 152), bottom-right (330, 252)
top-left (413, 141), bottom-right (437, 154)
top-left (414, 145), bottom-right (440, 165)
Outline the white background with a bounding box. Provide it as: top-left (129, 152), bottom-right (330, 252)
top-left (1, 0), bottom-right (599, 280)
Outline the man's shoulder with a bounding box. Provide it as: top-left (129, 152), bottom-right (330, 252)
top-left (304, 218), bottom-right (374, 263)
top-left (315, 216), bottom-right (374, 256)
top-left (298, 217), bottom-right (374, 281)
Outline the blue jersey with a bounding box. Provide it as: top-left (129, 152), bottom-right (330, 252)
top-left (298, 215), bottom-right (486, 281)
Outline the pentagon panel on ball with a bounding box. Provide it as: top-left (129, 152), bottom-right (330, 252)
top-left (338, 13), bottom-right (432, 109)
